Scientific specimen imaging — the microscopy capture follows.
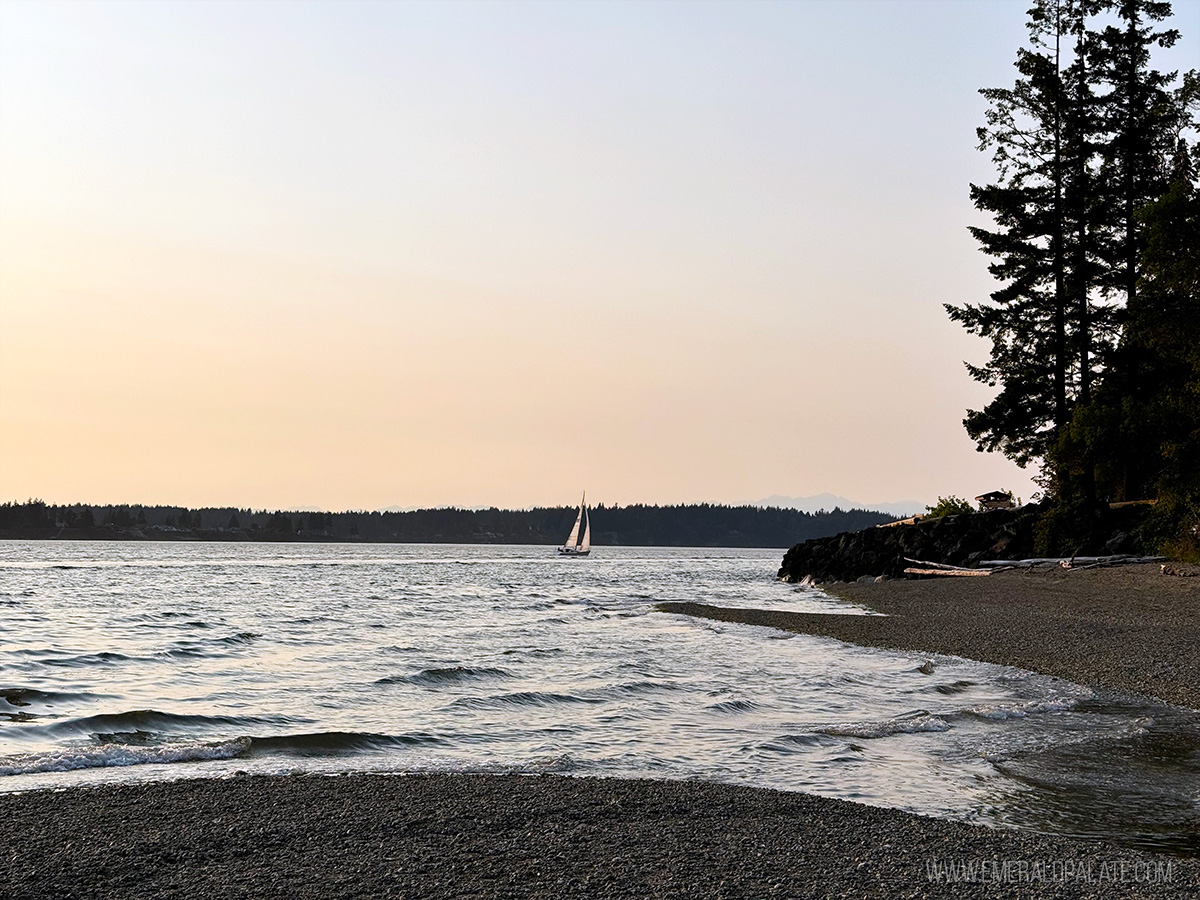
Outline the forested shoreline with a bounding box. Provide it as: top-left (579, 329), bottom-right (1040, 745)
top-left (0, 500), bottom-right (897, 549)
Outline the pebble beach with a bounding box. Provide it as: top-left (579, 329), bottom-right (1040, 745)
top-left (3, 772), bottom-right (1197, 899)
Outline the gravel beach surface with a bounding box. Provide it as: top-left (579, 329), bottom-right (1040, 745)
top-left (661, 564), bottom-right (1200, 709)
top-left (4, 773), bottom-right (1197, 899)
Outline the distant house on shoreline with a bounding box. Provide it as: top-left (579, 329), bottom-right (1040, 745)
top-left (975, 491), bottom-right (1016, 511)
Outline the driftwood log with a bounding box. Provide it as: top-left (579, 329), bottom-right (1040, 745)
top-left (902, 567), bottom-right (991, 577)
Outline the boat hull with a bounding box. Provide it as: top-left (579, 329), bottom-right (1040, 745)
top-left (556, 547), bottom-right (590, 556)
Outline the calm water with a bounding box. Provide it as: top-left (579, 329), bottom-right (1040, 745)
top-left (1, 541), bottom-right (1197, 853)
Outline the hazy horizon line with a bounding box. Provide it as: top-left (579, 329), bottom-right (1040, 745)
top-left (3, 494), bottom-right (925, 516)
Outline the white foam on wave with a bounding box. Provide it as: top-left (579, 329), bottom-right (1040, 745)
top-left (0, 737), bottom-right (251, 776)
top-left (966, 697), bottom-right (1079, 720)
top-left (818, 713), bottom-right (951, 739)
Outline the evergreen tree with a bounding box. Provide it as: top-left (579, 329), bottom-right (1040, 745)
top-left (1053, 3), bottom-right (1196, 507)
top-left (1065, 143), bottom-right (1199, 525)
top-left (1092, 0), bottom-right (1182, 311)
top-left (948, 0), bottom-right (1096, 470)
top-left (1133, 154), bottom-right (1200, 543)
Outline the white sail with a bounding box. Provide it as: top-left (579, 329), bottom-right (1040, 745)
top-left (557, 492), bottom-right (591, 555)
top-left (563, 500), bottom-right (583, 548)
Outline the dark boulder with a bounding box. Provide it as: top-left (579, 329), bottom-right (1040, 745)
top-left (777, 505), bottom-right (1150, 583)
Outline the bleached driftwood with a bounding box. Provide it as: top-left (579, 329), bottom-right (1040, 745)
top-left (978, 555), bottom-right (1167, 570)
top-left (1069, 556), bottom-right (1167, 570)
top-left (903, 558), bottom-right (978, 572)
top-left (903, 567), bottom-right (992, 577)
top-left (980, 556), bottom-right (1104, 567)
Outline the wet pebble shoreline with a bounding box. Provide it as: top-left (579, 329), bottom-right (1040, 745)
top-left (662, 564), bottom-right (1200, 710)
top-left (4, 773), bottom-right (1198, 899)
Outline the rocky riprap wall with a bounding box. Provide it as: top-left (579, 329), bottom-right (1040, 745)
top-left (777, 506), bottom-right (1149, 584)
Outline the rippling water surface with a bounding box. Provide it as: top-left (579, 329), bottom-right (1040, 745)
top-left (2, 541), bottom-right (1197, 853)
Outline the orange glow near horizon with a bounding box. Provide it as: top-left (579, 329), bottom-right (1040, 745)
top-left (13, 1), bottom-right (1190, 510)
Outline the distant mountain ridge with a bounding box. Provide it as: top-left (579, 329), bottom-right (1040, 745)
top-left (755, 493), bottom-right (925, 518)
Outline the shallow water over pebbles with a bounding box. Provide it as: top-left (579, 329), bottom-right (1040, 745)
top-left (1, 541), bottom-right (1197, 853)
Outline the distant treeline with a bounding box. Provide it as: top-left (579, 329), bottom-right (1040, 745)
top-left (0, 500), bottom-right (897, 549)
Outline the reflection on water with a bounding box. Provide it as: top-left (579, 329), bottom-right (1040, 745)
top-left (989, 699), bottom-right (1200, 854)
top-left (0, 540), bottom-right (1197, 854)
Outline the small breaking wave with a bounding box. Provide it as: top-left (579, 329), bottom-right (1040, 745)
top-left (818, 711), bottom-right (952, 739)
top-left (245, 730), bottom-right (447, 756)
top-left (706, 699), bottom-right (760, 713)
top-left (966, 697), bottom-right (1080, 720)
top-left (218, 632), bottom-right (260, 645)
top-left (0, 728), bottom-right (453, 776)
top-left (44, 709), bottom-right (305, 737)
top-left (376, 666), bottom-right (511, 687)
top-left (0, 737), bottom-right (252, 776)
top-left (449, 691), bottom-right (605, 710)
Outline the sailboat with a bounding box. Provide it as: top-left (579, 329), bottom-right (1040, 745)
top-left (556, 493), bottom-right (591, 556)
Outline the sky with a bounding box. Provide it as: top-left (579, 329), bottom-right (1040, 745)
top-left (1, 0), bottom-right (1197, 512)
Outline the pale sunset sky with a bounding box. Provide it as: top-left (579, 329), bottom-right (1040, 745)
top-left (1, 0), bottom-right (1196, 511)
